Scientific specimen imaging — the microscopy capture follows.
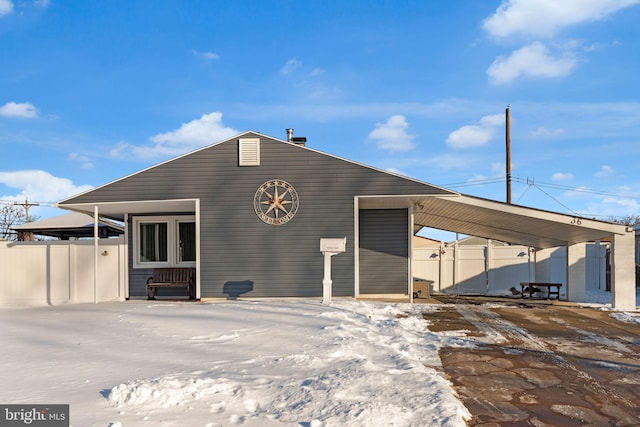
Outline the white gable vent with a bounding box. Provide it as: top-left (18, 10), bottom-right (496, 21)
top-left (238, 138), bottom-right (260, 166)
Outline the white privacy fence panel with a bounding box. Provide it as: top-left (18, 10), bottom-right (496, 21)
top-left (412, 248), bottom-right (441, 292)
top-left (586, 244), bottom-right (608, 291)
top-left (451, 246), bottom-right (487, 294)
top-left (413, 242), bottom-right (607, 296)
top-left (0, 237), bottom-right (126, 306)
top-left (487, 246), bottom-right (531, 294)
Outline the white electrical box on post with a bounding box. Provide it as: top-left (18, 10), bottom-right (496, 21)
top-left (320, 238), bottom-right (347, 304)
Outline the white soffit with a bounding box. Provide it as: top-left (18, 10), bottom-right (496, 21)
top-left (413, 195), bottom-right (626, 248)
top-left (358, 194), bottom-right (627, 249)
top-left (57, 199), bottom-right (197, 221)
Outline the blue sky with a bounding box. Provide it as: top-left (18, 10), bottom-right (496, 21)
top-left (2, 0), bottom-right (640, 236)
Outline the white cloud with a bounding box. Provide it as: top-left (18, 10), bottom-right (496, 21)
top-left (446, 113), bottom-right (504, 148)
top-left (598, 196), bottom-right (640, 215)
top-left (281, 58), bottom-right (302, 75)
top-left (531, 127), bottom-right (565, 137)
top-left (0, 0), bottom-right (13, 16)
top-left (113, 112), bottom-right (238, 160)
top-left (551, 172), bottom-right (574, 181)
top-left (446, 125), bottom-right (493, 148)
top-left (193, 50), bottom-right (219, 60)
top-left (595, 165), bottom-right (615, 178)
top-left (422, 153), bottom-right (479, 172)
top-left (368, 115), bottom-right (416, 152)
top-left (0, 170), bottom-right (93, 204)
top-left (483, 0), bottom-right (640, 39)
top-left (109, 141), bottom-right (129, 158)
top-left (0, 101), bottom-right (38, 118)
top-left (34, 0), bottom-right (49, 8)
top-left (479, 114), bottom-right (504, 127)
top-left (487, 42), bottom-right (576, 85)
top-left (68, 153), bottom-right (94, 169)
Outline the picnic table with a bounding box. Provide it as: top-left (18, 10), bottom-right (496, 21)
top-left (519, 282), bottom-right (562, 300)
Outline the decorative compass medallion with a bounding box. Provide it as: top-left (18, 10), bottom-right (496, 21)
top-left (254, 179), bottom-right (300, 225)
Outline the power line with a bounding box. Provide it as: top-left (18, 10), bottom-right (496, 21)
top-left (530, 185), bottom-right (581, 215)
top-left (440, 176), bottom-right (640, 201)
top-left (511, 177), bottom-right (640, 200)
top-left (438, 175), bottom-right (639, 220)
top-left (438, 177), bottom-right (505, 188)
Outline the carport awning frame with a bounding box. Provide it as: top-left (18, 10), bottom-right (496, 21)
top-left (56, 199), bottom-right (197, 220)
top-left (358, 194), bottom-right (628, 249)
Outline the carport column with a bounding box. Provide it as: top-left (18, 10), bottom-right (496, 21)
top-left (93, 205), bottom-right (99, 304)
top-left (611, 230), bottom-right (635, 311)
top-left (566, 243), bottom-right (586, 302)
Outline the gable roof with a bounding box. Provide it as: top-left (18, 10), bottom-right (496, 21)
top-left (59, 131), bottom-right (456, 207)
top-left (57, 131), bottom-right (630, 249)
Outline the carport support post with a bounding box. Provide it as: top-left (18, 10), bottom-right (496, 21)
top-left (566, 243), bottom-right (587, 302)
top-left (93, 205), bottom-right (99, 304)
top-left (611, 231), bottom-right (636, 311)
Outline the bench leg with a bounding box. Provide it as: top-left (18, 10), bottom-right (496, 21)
top-left (147, 286), bottom-right (156, 300)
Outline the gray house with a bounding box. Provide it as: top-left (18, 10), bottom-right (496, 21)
top-left (58, 131), bottom-right (637, 309)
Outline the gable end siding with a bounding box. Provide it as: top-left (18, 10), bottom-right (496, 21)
top-left (63, 134), bottom-right (450, 298)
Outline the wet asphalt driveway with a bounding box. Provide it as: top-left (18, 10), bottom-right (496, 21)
top-left (423, 299), bottom-right (640, 426)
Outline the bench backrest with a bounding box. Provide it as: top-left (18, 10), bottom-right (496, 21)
top-left (152, 268), bottom-right (194, 283)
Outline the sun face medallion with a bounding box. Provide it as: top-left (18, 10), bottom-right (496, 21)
top-left (253, 179), bottom-right (299, 225)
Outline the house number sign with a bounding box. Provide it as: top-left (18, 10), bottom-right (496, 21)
top-left (254, 179), bottom-right (299, 225)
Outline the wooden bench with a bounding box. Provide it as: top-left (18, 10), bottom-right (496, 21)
top-left (519, 282), bottom-right (562, 300)
top-left (146, 268), bottom-right (195, 300)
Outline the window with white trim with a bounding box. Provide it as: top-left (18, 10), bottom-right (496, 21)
top-left (133, 216), bottom-right (196, 268)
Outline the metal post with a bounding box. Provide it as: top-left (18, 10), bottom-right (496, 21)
top-left (323, 252), bottom-right (333, 304)
top-left (94, 205), bottom-right (99, 304)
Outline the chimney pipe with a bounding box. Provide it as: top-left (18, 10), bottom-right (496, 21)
top-left (286, 128), bottom-right (294, 143)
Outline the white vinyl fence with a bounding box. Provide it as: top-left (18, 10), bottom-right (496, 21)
top-left (0, 237), bottom-right (126, 306)
top-left (413, 242), bottom-right (608, 296)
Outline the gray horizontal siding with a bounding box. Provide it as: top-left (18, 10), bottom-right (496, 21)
top-left (66, 133), bottom-right (449, 298)
top-left (359, 209), bottom-right (409, 294)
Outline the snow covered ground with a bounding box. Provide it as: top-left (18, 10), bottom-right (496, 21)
top-left (0, 290), bottom-right (637, 427)
top-left (0, 299), bottom-right (473, 427)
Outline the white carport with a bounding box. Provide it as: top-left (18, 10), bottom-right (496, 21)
top-left (358, 193), bottom-right (636, 311)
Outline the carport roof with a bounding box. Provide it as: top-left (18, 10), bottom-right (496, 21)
top-left (11, 212), bottom-right (124, 239)
top-left (359, 193), bottom-right (629, 249)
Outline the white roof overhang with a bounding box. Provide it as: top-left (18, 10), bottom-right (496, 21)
top-left (56, 199), bottom-right (197, 221)
top-left (358, 194), bottom-right (628, 249)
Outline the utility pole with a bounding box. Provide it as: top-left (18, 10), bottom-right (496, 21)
top-left (505, 105), bottom-right (511, 204)
top-left (14, 197), bottom-right (39, 222)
